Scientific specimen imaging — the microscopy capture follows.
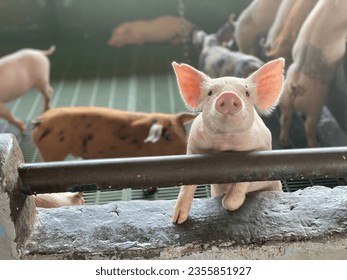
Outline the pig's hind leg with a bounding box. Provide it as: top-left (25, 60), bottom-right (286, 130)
top-left (0, 103), bottom-right (26, 132)
top-left (304, 112), bottom-right (321, 148)
top-left (279, 84), bottom-right (295, 148)
top-left (279, 107), bottom-right (294, 148)
top-left (37, 81), bottom-right (53, 112)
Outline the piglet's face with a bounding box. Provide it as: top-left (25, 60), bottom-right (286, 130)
top-left (199, 77), bottom-right (258, 133)
top-left (172, 58), bottom-right (284, 133)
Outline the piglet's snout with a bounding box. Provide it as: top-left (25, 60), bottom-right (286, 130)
top-left (215, 92), bottom-right (242, 115)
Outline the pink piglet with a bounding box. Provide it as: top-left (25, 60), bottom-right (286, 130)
top-left (172, 58), bottom-right (285, 224)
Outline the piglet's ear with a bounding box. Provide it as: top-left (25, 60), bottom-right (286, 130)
top-left (172, 62), bottom-right (207, 109)
top-left (176, 112), bottom-right (197, 126)
top-left (248, 58), bottom-right (284, 112)
top-left (144, 123), bottom-right (163, 143)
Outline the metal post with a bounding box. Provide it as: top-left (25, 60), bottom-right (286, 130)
top-left (18, 147), bottom-right (347, 195)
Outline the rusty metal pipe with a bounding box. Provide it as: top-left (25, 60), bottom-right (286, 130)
top-left (18, 147), bottom-right (347, 194)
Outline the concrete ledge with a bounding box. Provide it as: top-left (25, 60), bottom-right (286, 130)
top-left (1, 133), bottom-right (346, 260)
top-left (23, 186), bottom-right (347, 259)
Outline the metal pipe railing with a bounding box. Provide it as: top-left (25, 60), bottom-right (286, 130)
top-left (18, 147), bottom-right (347, 195)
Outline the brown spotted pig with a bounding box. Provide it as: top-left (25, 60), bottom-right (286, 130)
top-left (0, 46), bottom-right (55, 132)
top-left (32, 106), bottom-right (196, 161)
top-left (279, 0), bottom-right (347, 148)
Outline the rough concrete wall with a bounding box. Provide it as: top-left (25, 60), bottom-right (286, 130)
top-left (23, 186), bottom-right (347, 259)
top-left (162, 236), bottom-right (347, 259)
top-left (0, 134), bottom-right (36, 260)
top-left (0, 191), bottom-right (17, 259)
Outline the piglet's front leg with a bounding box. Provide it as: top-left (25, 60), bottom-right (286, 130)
top-left (173, 184), bottom-right (197, 224)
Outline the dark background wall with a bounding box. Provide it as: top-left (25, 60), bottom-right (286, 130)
top-left (0, 0), bottom-right (251, 77)
top-left (0, 0), bottom-right (250, 43)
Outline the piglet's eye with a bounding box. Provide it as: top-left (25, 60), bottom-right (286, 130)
top-left (208, 91), bottom-right (213, 96)
top-left (245, 90), bottom-right (250, 97)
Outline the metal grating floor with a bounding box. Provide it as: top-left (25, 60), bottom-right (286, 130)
top-left (1, 43), bottom-right (345, 205)
top-left (83, 185), bottom-right (211, 205)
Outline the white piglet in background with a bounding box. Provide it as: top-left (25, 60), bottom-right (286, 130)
top-left (0, 46), bottom-right (55, 132)
top-left (172, 58), bottom-right (284, 224)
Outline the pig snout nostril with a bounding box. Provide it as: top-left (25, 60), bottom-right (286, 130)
top-left (216, 93), bottom-right (242, 115)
